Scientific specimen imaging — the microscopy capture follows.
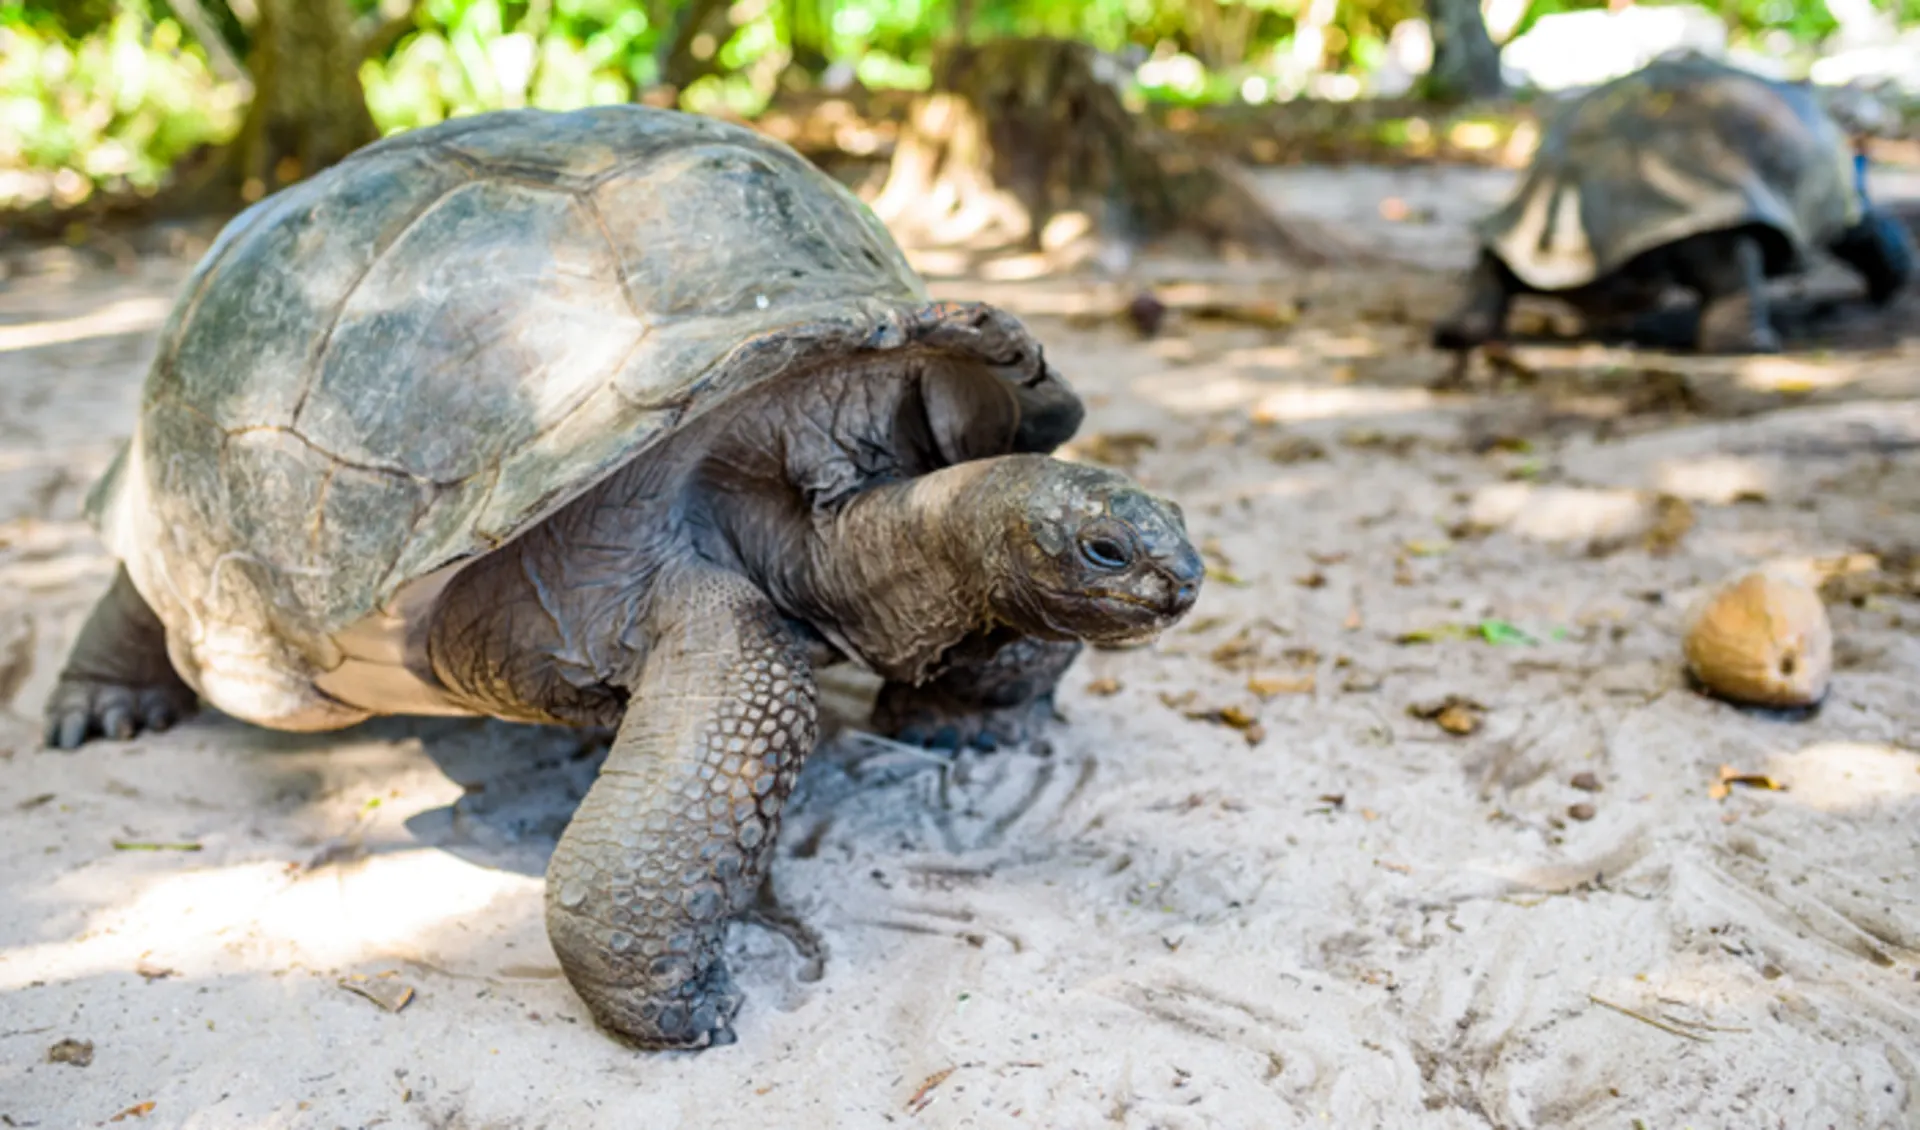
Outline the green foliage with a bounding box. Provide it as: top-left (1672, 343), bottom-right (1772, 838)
top-left (362, 0), bottom-right (659, 132)
top-left (0, 0), bottom-right (240, 207)
top-left (4, 0), bottom-right (1919, 212)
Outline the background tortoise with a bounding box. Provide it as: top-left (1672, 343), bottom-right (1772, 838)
top-left (44, 105), bottom-right (1204, 1049)
top-left (1433, 52), bottom-right (1914, 355)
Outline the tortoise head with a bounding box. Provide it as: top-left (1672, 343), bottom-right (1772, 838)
top-left (989, 458), bottom-right (1203, 646)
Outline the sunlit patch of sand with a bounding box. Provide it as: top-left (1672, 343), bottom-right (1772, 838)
top-left (0, 297), bottom-right (171, 354)
top-left (0, 848), bottom-right (545, 991)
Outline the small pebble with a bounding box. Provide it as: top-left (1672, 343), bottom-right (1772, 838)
top-left (1569, 772), bottom-right (1601, 792)
top-left (1567, 803), bottom-right (1596, 822)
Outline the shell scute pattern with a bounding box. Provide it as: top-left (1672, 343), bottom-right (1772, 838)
top-left (157, 148), bottom-right (472, 434)
top-left (292, 177), bottom-right (641, 484)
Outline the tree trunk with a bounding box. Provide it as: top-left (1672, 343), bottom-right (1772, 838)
top-left (223, 0), bottom-right (379, 202)
top-left (870, 37), bottom-right (1348, 267)
top-left (655, 0), bottom-right (734, 96)
top-left (1423, 0), bottom-right (1505, 103)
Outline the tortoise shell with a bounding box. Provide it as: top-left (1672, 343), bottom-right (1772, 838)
top-left (1481, 53), bottom-right (1860, 291)
top-left (89, 105), bottom-right (1064, 726)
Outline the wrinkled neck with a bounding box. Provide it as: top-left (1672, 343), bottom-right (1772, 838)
top-left (803, 457), bottom-right (1033, 682)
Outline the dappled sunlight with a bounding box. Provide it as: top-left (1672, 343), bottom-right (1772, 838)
top-left (1295, 332), bottom-right (1383, 360)
top-left (0, 846), bottom-right (544, 993)
top-left (1652, 455), bottom-right (1774, 504)
top-left (1130, 370), bottom-right (1437, 421)
top-left (1176, 467), bottom-right (1338, 509)
top-left (1762, 742), bottom-right (1920, 814)
top-left (0, 552), bottom-right (116, 592)
top-left (0, 517), bottom-right (103, 553)
top-left (1737, 354), bottom-right (1866, 395)
top-left (0, 445), bottom-right (124, 475)
top-left (1213, 342), bottom-right (1309, 370)
top-left (1465, 482), bottom-right (1666, 545)
top-left (0, 296), bottom-right (171, 354)
top-left (1587, 950), bottom-right (1773, 1021)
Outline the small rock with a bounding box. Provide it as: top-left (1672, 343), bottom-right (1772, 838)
top-left (1567, 803), bottom-right (1596, 822)
top-left (1125, 291), bottom-right (1167, 338)
top-left (1569, 771), bottom-right (1602, 792)
top-left (47, 1037), bottom-right (93, 1067)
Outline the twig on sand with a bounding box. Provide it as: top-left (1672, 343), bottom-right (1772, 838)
top-left (906, 1066), bottom-right (956, 1114)
top-left (1587, 994), bottom-right (1713, 1043)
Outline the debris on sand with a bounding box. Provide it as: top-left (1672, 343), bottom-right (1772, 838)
top-left (906, 1066), bottom-right (956, 1114)
top-left (107, 1101), bottom-right (156, 1121)
top-left (1408, 696), bottom-right (1485, 736)
top-left (1641, 494), bottom-right (1695, 556)
top-left (47, 1038), bottom-right (93, 1067)
top-left (1072, 431), bottom-right (1159, 469)
top-left (1265, 435), bottom-right (1329, 464)
top-left (338, 973), bottom-right (416, 1013)
top-left (1397, 619), bottom-right (1543, 647)
top-left (1183, 703), bottom-right (1267, 746)
top-left (134, 957), bottom-right (177, 983)
top-left (1706, 764), bottom-right (1787, 801)
top-left (1200, 538), bottom-right (1247, 586)
top-left (1248, 674), bottom-right (1315, 699)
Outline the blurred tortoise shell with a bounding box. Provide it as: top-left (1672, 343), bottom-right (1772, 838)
top-left (1480, 52), bottom-right (1862, 292)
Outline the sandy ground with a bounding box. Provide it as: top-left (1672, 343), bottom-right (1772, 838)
top-left (3, 163), bottom-right (1920, 1130)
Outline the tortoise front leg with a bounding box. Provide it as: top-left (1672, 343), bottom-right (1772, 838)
top-left (45, 565), bottom-right (198, 749)
top-left (1830, 206), bottom-right (1915, 305)
top-left (872, 632), bottom-right (1081, 752)
top-left (545, 567), bottom-right (817, 1049)
top-left (1679, 231), bottom-right (1782, 354)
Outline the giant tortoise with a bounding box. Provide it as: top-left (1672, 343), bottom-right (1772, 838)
top-left (1433, 52), bottom-right (1914, 355)
top-left (44, 105), bottom-right (1204, 1049)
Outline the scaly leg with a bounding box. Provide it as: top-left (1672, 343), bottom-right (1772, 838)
top-left (872, 632), bottom-right (1081, 752)
top-left (544, 567), bottom-right (817, 1050)
top-left (44, 565), bottom-right (197, 749)
top-left (1681, 231), bottom-right (1781, 354)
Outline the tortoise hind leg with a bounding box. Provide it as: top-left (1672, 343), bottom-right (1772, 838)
top-left (873, 633), bottom-right (1080, 753)
top-left (44, 565), bottom-right (198, 750)
top-left (1677, 231), bottom-right (1782, 354)
top-left (1432, 253), bottom-right (1516, 355)
top-left (545, 566), bottom-right (817, 1049)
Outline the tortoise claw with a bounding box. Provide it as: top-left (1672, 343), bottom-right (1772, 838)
top-left (42, 677), bottom-right (197, 751)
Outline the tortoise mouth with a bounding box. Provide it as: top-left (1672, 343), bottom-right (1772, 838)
top-left (1079, 591), bottom-right (1182, 643)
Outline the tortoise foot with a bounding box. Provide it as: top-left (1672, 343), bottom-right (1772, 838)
top-left (872, 683), bottom-right (1057, 753)
top-left (1697, 306), bottom-right (1782, 354)
top-left (1430, 316), bottom-right (1495, 354)
top-left (586, 959), bottom-right (745, 1051)
top-left (44, 674), bottom-right (197, 750)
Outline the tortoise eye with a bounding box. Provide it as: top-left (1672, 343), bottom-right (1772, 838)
top-left (1079, 535), bottom-right (1132, 570)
